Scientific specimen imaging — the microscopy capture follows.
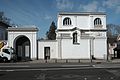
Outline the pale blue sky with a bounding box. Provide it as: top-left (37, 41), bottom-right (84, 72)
top-left (0, 0), bottom-right (120, 38)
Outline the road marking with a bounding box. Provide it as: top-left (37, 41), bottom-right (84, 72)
top-left (0, 66), bottom-right (30, 67)
top-left (34, 73), bottom-right (46, 80)
top-left (0, 67), bottom-right (93, 72)
top-left (98, 77), bottom-right (101, 79)
top-left (61, 65), bottom-right (91, 67)
top-left (84, 77), bottom-right (87, 80)
top-left (6, 70), bottom-right (15, 72)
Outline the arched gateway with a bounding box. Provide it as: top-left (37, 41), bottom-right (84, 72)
top-left (7, 27), bottom-right (38, 60)
top-left (14, 35), bottom-right (31, 60)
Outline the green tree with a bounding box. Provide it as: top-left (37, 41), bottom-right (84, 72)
top-left (107, 24), bottom-right (120, 38)
top-left (46, 21), bottom-right (57, 40)
top-left (0, 11), bottom-right (10, 25)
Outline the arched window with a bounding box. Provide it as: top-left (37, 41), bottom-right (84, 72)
top-left (73, 33), bottom-right (77, 44)
top-left (63, 17), bottom-right (72, 25)
top-left (94, 18), bottom-right (102, 25)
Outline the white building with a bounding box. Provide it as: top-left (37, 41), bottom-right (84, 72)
top-left (7, 27), bottom-right (38, 60)
top-left (7, 12), bottom-right (107, 61)
top-left (56, 12), bottom-right (107, 59)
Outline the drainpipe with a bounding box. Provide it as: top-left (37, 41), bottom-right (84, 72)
top-left (36, 40), bottom-right (38, 60)
top-left (58, 34), bottom-right (62, 59)
top-left (60, 34), bottom-right (62, 59)
top-left (90, 38), bottom-right (92, 63)
top-left (90, 36), bottom-right (95, 63)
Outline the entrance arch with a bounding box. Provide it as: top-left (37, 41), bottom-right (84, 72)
top-left (14, 35), bottom-right (31, 61)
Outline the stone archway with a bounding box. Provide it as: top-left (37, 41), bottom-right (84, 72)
top-left (14, 35), bottom-right (31, 61)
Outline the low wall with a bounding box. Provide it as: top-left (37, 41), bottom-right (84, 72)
top-left (34, 59), bottom-right (106, 63)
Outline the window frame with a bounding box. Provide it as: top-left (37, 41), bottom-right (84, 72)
top-left (73, 32), bottom-right (80, 45)
top-left (94, 18), bottom-right (102, 26)
top-left (63, 17), bottom-right (72, 26)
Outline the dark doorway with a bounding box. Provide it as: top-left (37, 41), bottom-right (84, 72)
top-left (15, 36), bottom-right (30, 61)
top-left (113, 41), bottom-right (120, 59)
top-left (114, 48), bottom-right (120, 58)
top-left (44, 47), bottom-right (50, 60)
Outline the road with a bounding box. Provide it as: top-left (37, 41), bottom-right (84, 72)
top-left (0, 63), bottom-right (120, 80)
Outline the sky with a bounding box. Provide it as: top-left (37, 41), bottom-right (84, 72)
top-left (0, 0), bottom-right (120, 38)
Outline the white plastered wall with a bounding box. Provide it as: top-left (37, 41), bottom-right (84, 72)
top-left (94, 38), bottom-right (107, 59)
top-left (8, 31), bottom-right (37, 60)
top-left (60, 38), bottom-right (90, 59)
top-left (38, 40), bottom-right (58, 59)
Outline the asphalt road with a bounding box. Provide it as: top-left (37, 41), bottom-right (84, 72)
top-left (0, 68), bottom-right (120, 80)
top-left (0, 63), bottom-right (120, 80)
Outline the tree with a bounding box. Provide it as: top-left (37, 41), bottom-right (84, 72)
top-left (0, 11), bottom-right (10, 25)
top-left (46, 21), bottom-right (57, 40)
top-left (107, 24), bottom-right (120, 38)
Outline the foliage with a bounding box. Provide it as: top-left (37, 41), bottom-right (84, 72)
top-left (46, 21), bottom-right (57, 40)
top-left (107, 24), bottom-right (120, 38)
top-left (0, 11), bottom-right (10, 25)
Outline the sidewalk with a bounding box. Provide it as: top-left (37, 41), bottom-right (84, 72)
top-left (27, 59), bottom-right (120, 64)
top-left (1, 59), bottom-right (120, 65)
top-left (0, 59), bottom-right (120, 69)
top-left (11, 59), bottom-right (120, 69)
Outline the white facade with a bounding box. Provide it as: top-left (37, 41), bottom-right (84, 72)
top-left (38, 40), bottom-right (58, 59)
top-left (57, 12), bottom-right (106, 30)
top-left (7, 27), bottom-right (38, 60)
top-left (56, 12), bottom-right (107, 59)
top-left (6, 12), bottom-right (107, 60)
